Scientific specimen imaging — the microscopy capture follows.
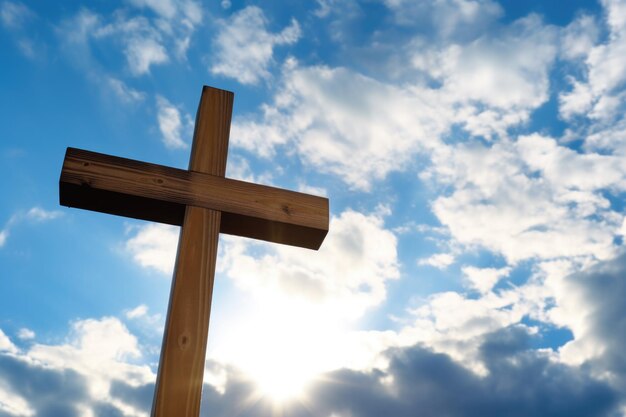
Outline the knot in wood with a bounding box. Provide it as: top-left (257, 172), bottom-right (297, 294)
top-left (281, 204), bottom-right (292, 215)
top-left (178, 332), bottom-right (191, 351)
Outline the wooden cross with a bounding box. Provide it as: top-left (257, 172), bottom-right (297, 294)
top-left (59, 86), bottom-right (329, 416)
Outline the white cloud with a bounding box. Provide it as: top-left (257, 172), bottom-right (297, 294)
top-left (205, 209), bottom-right (399, 392)
top-left (426, 136), bottom-right (622, 264)
top-left (59, 2), bottom-right (201, 80)
top-left (0, 384), bottom-right (34, 417)
top-left (313, 0), bottom-right (336, 18)
top-left (297, 182), bottom-right (327, 197)
top-left (462, 266), bottom-right (511, 294)
top-left (125, 304), bottom-right (149, 319)
top-left (124, 304), bottom-right (163, 337)
top-left (0, 229), bottom-right (7, 247)
top-left (413, 15), bottom-right (557, 138)
top-left (559, 77), bottom-right (595, 119)
top-left (17, 328), bottom-right (35, 341)
top-left (233, 15), bottom-right (558, 190)
top-left (210, 6), bottom-right (301, 85)
top-left (25, 207), bottom-right (62, 222)
top-left (155, 95), bottom-right (191, 149)
top-left (400, 289), bottom-right (527, 374)
top-left (0, 317), bottom-right (154, 416)
top-left (418, 253), bottom-right (455, 269)
top-left (0, 329), bottom-right (18, 354)
top-left (558, 0), bottom-right (626, 122)
top-left (125, 223), bottom-right (179, 274)
top-left (60, 11), bottom-right (170, 76)
top-left (221, 208), bottom-right (399, 319)
top-left (28, 317), bottom-right (149, 406)
top-left (232, 63), bottom-right (451, 190)
top-left (516, 133), bottom-right (626, 191)
top-left (126, 36), bottom-right (169, 75)
top-left (224, 154), bottom-right (275, 185)
top-left (561, 14), bottom-right (599, 60)
top-left (120, 209), bottom-right (400, 396)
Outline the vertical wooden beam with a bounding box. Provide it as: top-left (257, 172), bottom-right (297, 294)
top-left (152, 87), bottom-right (233, 417)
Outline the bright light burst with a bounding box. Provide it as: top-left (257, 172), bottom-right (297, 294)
top-left (210, 294), bottom-right (348, 403)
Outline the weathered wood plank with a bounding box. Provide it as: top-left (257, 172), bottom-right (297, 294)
top-left (153, 205), bottom-right (220, 417)
top-left (59, 147), bottom-right (329, 250)
top-left (151, 86), bottom-right (232, 417)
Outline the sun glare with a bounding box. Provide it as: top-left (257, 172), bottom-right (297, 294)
top-left (211, 295), bottom-right (346, 404)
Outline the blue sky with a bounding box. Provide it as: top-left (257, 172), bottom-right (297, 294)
top-left (2, 0), bottom-right (626, 415)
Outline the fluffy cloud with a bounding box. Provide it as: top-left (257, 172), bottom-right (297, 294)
top-left (232, 14), bottom-right (558, 190)
top-left (210, 6), bottom-right (301, 85)
top-left (0, 317), bottom-right (154, 417)
top-left (551, 252), bottom-right (626, 386)
top-left (462, 265), bottom-right (511, 294)
top-left (559, 0), bottom-right (626, 122)
top-left (560, 14), bottom-right (599, 60)
top-left (93, 14), bottom-right (170, 76)
top-left (0, 329), bottom-right (18, 354)
top-left (220, 209), bottom-right (399, 318)
top-left (232, 62), bottom-right (451, 189)
top-left (16, 328), bottom-right (35, 341)
top-left (196, 327), bottom-right (619, 417)
top-left (411, 15), bottom-right (557, 138)
top-left (155, 95), bottom-right (192, 149)
top-left (125, 36), bottom-right (168, 75)
top-left (418, 253), bottom-right (455, 269)
top-left (2, 321), bottom-right (621, 417)
top-left (125, 223), bottom-right (179, 274)
top-left (427, 136), bottom-right (621, 263)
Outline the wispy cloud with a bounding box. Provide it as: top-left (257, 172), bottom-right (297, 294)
top-left (0, 1), bottom-right (42, 59)
top-left (418, 253), bottom-right (455, 269)
top-left (0, 207), bottom-right (62, 249)
top-left (0, 1), bottom-right (33, 30)
top-left (107, 77), bottom-right (146, 103)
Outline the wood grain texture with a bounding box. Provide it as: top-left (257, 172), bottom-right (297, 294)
top-left (59, 147), bottom-right (328, 249)
top-left (151, 87), bottom-right (231, 417)
top-left (153, 206), bottom-right (220, 416)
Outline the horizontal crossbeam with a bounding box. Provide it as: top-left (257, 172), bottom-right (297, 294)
top-left (59, 147), bottom-right (329, 250)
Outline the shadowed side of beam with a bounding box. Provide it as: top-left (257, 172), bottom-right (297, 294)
top-left (59, 147), bottom-right (329, 250)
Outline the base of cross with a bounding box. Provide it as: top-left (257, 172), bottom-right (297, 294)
top-left (59, 86), bottom-right (329, 417)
